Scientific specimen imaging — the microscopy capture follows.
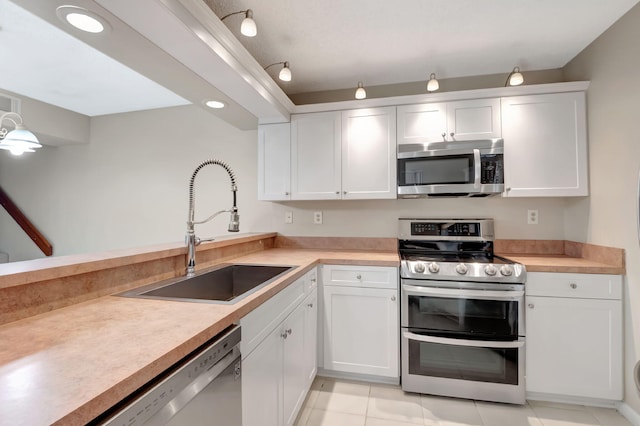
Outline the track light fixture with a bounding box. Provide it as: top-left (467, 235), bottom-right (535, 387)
top-left (427, 73), bottom-right (440, 92)
top-left (264, 61), bottom-right (292, 82)
top-left (355, 82), bottom-right (367, 100)
top-left (220, 9), bottom-right (257, 37)
top-left (505, 66), bottom-right (524, 86)
top-left (0, 112), bottom-right (42, 156)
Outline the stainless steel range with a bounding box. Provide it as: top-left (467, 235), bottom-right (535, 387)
top-left (399, 218), bottom-right (526, 404)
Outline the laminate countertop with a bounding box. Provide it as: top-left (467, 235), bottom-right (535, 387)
top-left (0, 249), bottom-right (397, 426)
top-left (0, 245), bottom-right (624, 425)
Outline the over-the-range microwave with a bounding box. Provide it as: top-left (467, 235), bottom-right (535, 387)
top-left (397, 138), bottom-right (504, 198)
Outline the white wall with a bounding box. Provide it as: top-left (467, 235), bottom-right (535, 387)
top-left (563, 2), bottom-right (640, 414)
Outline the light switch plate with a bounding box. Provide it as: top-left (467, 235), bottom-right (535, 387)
top-left (285, 211), bottom-right (293, 224)
top-left (313, 211), bottom-right (323, 224)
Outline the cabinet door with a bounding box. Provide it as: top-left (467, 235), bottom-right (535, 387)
top-left (397, 103), bottom-right (447, 144)
top-left (282, 302), bottom-right (307, 426)
top-left (526, 296), bottom-right (622, 400)
top-left (291, 111), bottom-right (342, 200)
top-left (323, 286), bottom-right (399, 377)
top-left (341, 107), bottom-right (397, 199)
top-left (502, 92), bottom-right (588, 197)
top-left (446, 98), bottom-right (501, 141)
top-left (258, 123), bottom-right (291, 201)
top-left (242, 326), bottom-right (283, 426)
top-left (303, 290), bottom-right (318, 387)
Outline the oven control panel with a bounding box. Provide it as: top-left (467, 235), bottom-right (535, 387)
top-left (399, 219), bottom-right (494, 240)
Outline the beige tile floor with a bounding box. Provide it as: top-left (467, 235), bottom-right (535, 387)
top-left (295, 377), bottom-right (633, 426)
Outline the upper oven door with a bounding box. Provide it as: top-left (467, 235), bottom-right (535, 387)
top-left (401, 283), bottom-right (524, 338)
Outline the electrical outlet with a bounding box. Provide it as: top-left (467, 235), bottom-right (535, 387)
top-left (527, 209), bottom-right (539, 225)
top-left (313, 211), bottom-right (323, 224)
top-left (285, 211), bottom-right (293, 224)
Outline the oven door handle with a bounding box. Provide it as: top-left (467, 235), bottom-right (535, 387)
top-left (473, 148), bottom-right (481, 189)
top-left (403, 332), bottom-right (524, 349)
top-left (402, 284), bottom-right (524, 301)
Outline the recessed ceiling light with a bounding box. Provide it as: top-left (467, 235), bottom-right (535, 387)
top-left (56, 6), bottom-right (111, 34)
top-left (205, 100), bottom-right (226, 109)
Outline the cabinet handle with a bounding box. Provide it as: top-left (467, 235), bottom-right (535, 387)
top-left (307, 303), bottom-right (314, 308)
top-left (570, 283), bottom-right (578, 289)
top-left (356, 274), bottom-right (362, 280)
top-left (528, 303), bottom-right (535, 309)
top-left (391, 295), bottom-right (396, 302)
top-left (287, 328), bottom-right (292, 335)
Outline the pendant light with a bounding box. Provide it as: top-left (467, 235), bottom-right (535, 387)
top-left (505, 67), bottom-right (524, 86)
top-left (0, 112), bottom-right (42, 156)
top-left (355, 82), bottom-right (367, 100)
top-left (221, 9), bottom-right (257, 37)
top-left (427, 73), bottom-right (440, 92)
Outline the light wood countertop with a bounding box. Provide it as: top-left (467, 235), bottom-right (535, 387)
top-left (0, 248), bottom-right (398, 426)
top-left (499, 253), bottom-right (626, 275)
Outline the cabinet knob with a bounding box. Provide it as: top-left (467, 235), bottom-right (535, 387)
top-left (336, 191), bottom-right (340, 195)
top-left (570, 283), bottom-right (578, 289)
top-left (285, 191), bottom-right (289, 196)
top-left (506, 187), bottom-right (512, 192)
top-left (528, 303), bottom-right (535, 309)
top-left (311, 278), bottom-right (316, 283)
top-left (307, 303), bottom-right (314, 308)
top-left (391, 295), bottom-right (396, 302)
top-left (343, 191), bottom-right (347, 195)
top-left (281, 332), bottom-right (288, 339)
top-left (450, 132), bottom-right (455, 138)
top-left (441, 132), bottom-right (447, 140)
top-left (356, 274), bottom-right (362, 280)
top-left (287, 328), bottom-right (292, 335)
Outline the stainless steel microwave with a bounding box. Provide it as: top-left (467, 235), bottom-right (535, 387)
top-left (397, 139), bottom-right (504, 198)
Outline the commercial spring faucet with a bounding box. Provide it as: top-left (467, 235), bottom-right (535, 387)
top-left (186, 159), bottom-right (239, 277)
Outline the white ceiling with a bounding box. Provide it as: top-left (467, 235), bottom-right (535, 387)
top-left (0, 0), bottom-right (189, 116)
top-left (207, 0), bottom-right (640, 94)
top-left (1, 0), bottom-right (639, 119)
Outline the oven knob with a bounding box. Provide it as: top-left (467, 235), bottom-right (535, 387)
top-left (484, 265), bottom-right (497, 276)
top-left (428, 262), bottom-right (440, 273)
top-left (500, 265), bottom-right (513, 276)
top-left (414, 262), bottom-right (426, 273)
top-left (455, 263), bottom-right (468, 275)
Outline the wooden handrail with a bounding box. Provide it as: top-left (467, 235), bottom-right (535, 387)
top-left (0, 186), bottom-right (53, 256)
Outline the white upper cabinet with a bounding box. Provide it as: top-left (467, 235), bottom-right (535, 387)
top-left (341, 107), bottom-right (397, 199)
top-left (258, 123), bottom-right (291, 201)
top-left (397, 98), bottom-right (501, 144)
top-left (502, 92), bottom-right (588, 197)
top-left (291, 111), bottom-right (342, 200)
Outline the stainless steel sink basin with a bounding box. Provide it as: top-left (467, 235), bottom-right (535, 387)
top-left (118, 264), bottom-right (295, 304)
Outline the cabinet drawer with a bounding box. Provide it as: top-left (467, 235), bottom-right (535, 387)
top-left (322, 265), bottom-right (398, 289)
top-left (241, 277), bottom-right (305, 359)
top-left (526, 272), bottom-right (622, 300)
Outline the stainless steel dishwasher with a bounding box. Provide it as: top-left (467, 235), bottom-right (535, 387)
top-left (100, 325), bottom-right (241, 426)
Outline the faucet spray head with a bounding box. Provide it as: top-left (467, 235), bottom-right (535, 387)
top-left (228, 208), bottom-right (240, 232)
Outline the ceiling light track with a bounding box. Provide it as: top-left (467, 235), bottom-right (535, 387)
top-left (220, 9), bottom-right (257, 37)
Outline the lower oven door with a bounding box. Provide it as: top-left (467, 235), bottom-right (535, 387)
top-left (401, 282), bottom-right (525, 337)
top-left (402, 330), bottom-right (525, 404)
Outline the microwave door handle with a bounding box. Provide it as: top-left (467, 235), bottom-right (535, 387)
top-left (403, 332), bottom-right (525, 349)
top-left (473, 148), bottom-right (481, 189)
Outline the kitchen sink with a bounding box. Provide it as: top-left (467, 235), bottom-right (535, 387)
top-left (118, 264), bottom-right (295, 304)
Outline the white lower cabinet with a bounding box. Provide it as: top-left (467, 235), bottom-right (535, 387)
top-left (322, 265), bottom-right (399, 378)
top-left (241, 268), bottom-right (318, 426)
top-left (525, 272), bottom-right (622, 401)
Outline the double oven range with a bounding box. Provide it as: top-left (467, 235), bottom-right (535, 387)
top-left (399, 218), bottom-right (526, 404)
